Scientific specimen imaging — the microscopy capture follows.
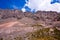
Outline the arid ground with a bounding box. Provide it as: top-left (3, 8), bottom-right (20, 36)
top-left (0, 9), bottom-right (60, 40)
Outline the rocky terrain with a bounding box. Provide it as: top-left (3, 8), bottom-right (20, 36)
top-left (0, 9), bottom-right (60, 40)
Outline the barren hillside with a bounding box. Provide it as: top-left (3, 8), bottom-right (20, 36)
top-left (0, 9), bottom-right (60, 40)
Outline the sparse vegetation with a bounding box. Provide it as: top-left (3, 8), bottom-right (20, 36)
top-left (53, 27), bottom-right (60, 40)
top-left (0, 10), bottom-right (60, 40)
top-left (0, 38), bottom-right (3, 40)
top-left (14, 36), bottom-right (22, 40)
top-left (24, 27), bottom-right (60, 40)
top-left (32, 23), bottom-right (43, 27)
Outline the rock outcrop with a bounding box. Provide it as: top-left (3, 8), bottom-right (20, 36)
top-left (0, 9), bottom-right (60, 40)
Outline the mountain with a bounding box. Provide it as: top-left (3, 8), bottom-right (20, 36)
top-left (0, 9), bottom-right (60, 40)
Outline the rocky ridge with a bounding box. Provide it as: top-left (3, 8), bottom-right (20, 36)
top-left (0, 9), bottom-right (60, 40)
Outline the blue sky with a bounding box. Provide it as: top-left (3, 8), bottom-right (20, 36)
top-left (0, 0), bottom-right (60, 12)
top-left (0, 0), bottom-right (26, 9)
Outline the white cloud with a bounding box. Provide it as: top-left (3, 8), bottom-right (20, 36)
top-left (23, 0), bottom-right (60, 12)
top-left (21, 8), bottom-right (26, 12)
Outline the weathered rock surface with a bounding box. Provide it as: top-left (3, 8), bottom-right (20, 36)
top-left (0, 9), bottom-right (60, 40)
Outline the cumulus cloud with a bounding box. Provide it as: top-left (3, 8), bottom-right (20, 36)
top-left (22, 0), bottom-right (60, 12)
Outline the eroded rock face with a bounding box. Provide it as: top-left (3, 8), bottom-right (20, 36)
top-left (0, 10), bottom-right (60, 29)
top-left (0, 9), bottom-right (60, 40)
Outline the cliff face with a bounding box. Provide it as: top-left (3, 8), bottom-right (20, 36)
top-left (0, 9), bottom-right (60, 20)
top-left (0, 10), bottom-right (60, 27)
top-left (0, 9), bottom-right (60, 40)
